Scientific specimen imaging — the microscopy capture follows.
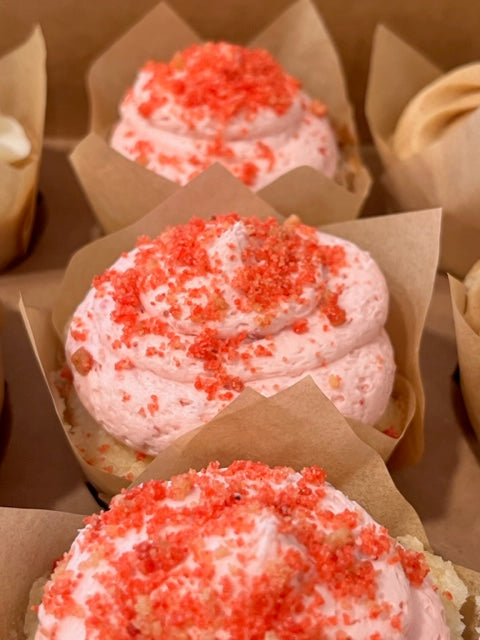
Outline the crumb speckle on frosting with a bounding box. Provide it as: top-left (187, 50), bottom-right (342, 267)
top-left (137, 43), bottom-right (301, 125)
top-left (88, 214), bottom-right (347, 402)
top-left (111, 42), bottom-right (339, 190)
top-left (36, 461), bottom-right (448, 640)
top-left (65, 214), bottom-right (396, 455)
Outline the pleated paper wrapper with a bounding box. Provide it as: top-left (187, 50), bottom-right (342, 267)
top-left (449, 274), bottom-right (480, 440)
top-left (18, 165), bottom-right (440, 499)
top-left (70, 0), bottom-right (370, 234)
top-left (0, 27), bottom-right (46, 271)
top-left (366, 24), bottom-right (480, 279)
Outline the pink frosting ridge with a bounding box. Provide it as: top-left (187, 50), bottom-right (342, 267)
top-left (110, 42), bottom-right (339, 189)
top-left (65, 214), bottom-right (395, 455)
top-left (35, 461), bottom-right (450, 639)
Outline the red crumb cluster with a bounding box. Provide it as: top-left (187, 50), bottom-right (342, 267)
top-left (40, 462), bottom-right (431, 639)
top-left (122, 43), bottom-right (332, 187)
top-left (138, 42), bottom-right (300, 125)
top-left (77, 214), bottom-right (347, 401)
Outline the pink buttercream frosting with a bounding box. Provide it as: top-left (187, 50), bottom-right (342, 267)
top-left (110, 42), bottom-right (339, 189)
top-left (65, 214), bottom-right (395, 455)
top-left (35, 461), bottom-right (450, 639)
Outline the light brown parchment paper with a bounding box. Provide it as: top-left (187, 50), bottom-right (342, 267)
top-left (449, 273), bottom-right (480, 440)
top-left (366, 24), bottom-right (480, 279)
top-left (1, 389), bottom-right (479, 639)
top-left (19, 166), bottom-right (439, 497)
top-left (69, 0), bottom-right (370, 234)
top-left (0, 301), bottom-right (4, 414)
top-left (0, 26), bottom-right (46, 271)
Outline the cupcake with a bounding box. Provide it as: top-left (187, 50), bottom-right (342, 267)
top-left (21, 169), bottom-right (440, 494)
top-left (366, 25), bottom-right (480, 277)
top-left (0, 26), bottom-right (46, 270)
top-left (110, 42), bottom-right (342, 191)
top-left (63, 214), bottom-right (395, 459)
top-left (71, 1), bottom-right (370, 233)
top-left (30, 461), bottom-right (467, 639)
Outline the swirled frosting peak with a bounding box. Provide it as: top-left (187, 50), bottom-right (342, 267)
top-left (35, 461), bottom-right (450, 639)
top-left (110, 42), bottom-right (339, 189)
top-left (65, 214), bottom-right (395, 455)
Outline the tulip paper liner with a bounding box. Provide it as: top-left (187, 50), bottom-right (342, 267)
top-left (1, 388), bottom-right (479, 638)
top-left (366, 24), bottom-right (480, 279)
top-left (0, 27), bottom-right (46, 271)
top-left (0, 301), bottom-right (4, 414)
top-left (18, 165), bottom-right (440, 498)
top-left (449, 274), bottom-right (480, 440)
top-left (70, 0), bottom-right (370, 234)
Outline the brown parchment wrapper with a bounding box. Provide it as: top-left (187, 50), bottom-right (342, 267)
top-left (1, 387), bottom-right (480, 639)
top-left (449, 273), bottom-right (480, 439)
top-left (69, 0), bottom-right (370, 234)
top-left (18, 165), bottom-right (439, 498)
top-left (0, 301), bottom-right (4, 414)
top-left (366, 24), bottom-right (480, 279)
top-left (0, 26), bottom-right (46, 271)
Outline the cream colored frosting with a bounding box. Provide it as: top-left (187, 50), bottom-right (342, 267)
top-left (392, 63), bottom-right (480, 159)
top-left (0, 114), bottom-right (31, 163)
top-left (110, 42), bottom-right (339, 189)
top-left (65, 215), bottom-right (395, 455)
top-left (35, 462), bottom-right (451, 639)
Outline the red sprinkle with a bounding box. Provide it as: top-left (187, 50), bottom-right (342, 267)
top-left (256, 140), bottom-right (276, 171)
top-left (132, 139), bottom-right (154, 165)
top-left (237, 160), bottom-right (259, 186)
top-left (70, 347), bottom-right (94, 376)
top-left (383, 425), bottom-right (400, 439)
top-left (114, 358), bottom-right (134, 371)
top-left (293, 318), bottom-right (309, 334)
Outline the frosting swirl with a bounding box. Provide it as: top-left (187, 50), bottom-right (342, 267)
top-left (393, 63), bottom-right (480, 159)
top-left (110, 42), bottom-right (339, 189)
top-left (65, 215), bottom-right (395, 455)
top-left (35, 461), bottom-right (450, 639)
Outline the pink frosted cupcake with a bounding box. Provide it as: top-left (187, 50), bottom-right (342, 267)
top-left (64, 214), bottom-right (395, 458)
top-left (110, 42), bottom-right (340, 190)
top-left (32, 461), bottom-right (465, 639)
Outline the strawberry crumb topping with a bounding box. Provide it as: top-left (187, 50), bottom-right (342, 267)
top-left (81, 214), bottom-right (347, 402)
top-left (138, 43), bottom-right (300, 126)
top-left (113, 41), bottom-right (340, 190)
top-left (70, 347), bottom-right (94, 376)
top-left (383, 425), bottom-right (401, 439)
top-left (38, 462), bottom-right (437, 640)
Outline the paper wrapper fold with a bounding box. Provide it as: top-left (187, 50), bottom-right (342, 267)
top-left (0, 301), bottom-right (4, 414)
top-left (2, 390), bottom-right (480, 639)
top-left (449, 274), bottom-right (480, 439)
top-left (18, 166), bottom-right (440, 498)
top-left (70, 0), bottom-right (370, 234)
top-left (366, 24), bottom-right (480, 278)
top-left (0, 27), bottom-right (46, 271)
